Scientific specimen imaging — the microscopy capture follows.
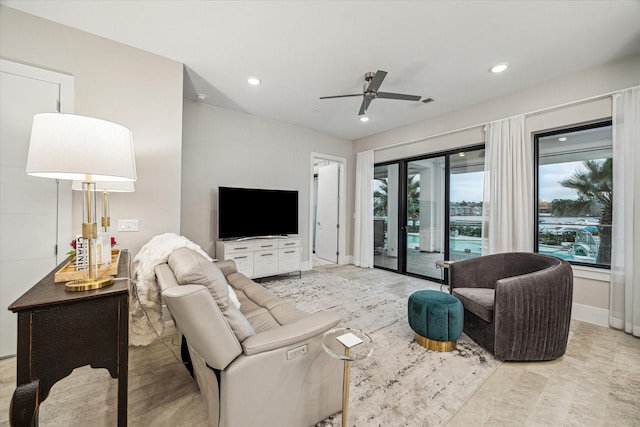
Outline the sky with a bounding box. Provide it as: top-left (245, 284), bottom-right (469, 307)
top-left (449, 162), bottom-right (586, 203)
top-left (377, 161), bottom-right (589, 203)
top-left (450, 171), bottom-right (484, 203)
top-left (538, 161), bottom-right (586, 202)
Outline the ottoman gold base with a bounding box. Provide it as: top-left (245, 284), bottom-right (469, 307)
top-left (415, 333), bottom-right (456, 352)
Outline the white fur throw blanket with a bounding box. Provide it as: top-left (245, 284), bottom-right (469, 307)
top-left (129, 233), bottom-right (212, 346)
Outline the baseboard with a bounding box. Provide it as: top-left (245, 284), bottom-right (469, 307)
top-left (304, 255), bottom-right (353, 270)
top-left (339, 254), bottom-right (353, 265)
top-left (571, 302), bottom-right (609, 327)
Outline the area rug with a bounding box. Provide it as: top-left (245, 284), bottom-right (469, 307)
top-left (261, 273), bottom-right (501, 426)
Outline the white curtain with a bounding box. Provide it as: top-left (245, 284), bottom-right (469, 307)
top-left (354, 150), bottom-right (374, 268)
top-left (610, 86), bottom-right (640, 337)
top-left (481, 115), bottom-right (533, 254)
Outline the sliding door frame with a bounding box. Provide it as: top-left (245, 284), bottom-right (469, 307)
top-left (374, 143), bottom-right (485, 283)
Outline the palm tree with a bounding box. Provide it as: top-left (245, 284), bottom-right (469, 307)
top-left (374, 176), bottom-right (420, 229)
top-left (560, 158), bottom-right (612, 264)
top-left (407, 175), bottom-right (420, 230)
top-left (374, 178), bottom-right (388, 217)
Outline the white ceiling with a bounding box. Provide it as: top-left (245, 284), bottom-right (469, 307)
top-left (3, 1), bottom-right (640, 141)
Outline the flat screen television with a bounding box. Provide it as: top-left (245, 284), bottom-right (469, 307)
top-left (218, 186), bottom-right (299, 240)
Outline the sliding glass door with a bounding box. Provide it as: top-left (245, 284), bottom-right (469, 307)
top-left (373, 146), bottom-right (485, 282)
top-left (373, 163), bottom-right (399, 270)
top-left (406, 157), bottom-right (445, 279)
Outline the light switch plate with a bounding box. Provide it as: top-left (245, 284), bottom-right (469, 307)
top-left (118, 219), bottom-right (139, 232)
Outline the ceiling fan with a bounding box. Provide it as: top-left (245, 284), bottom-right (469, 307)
top-left (319, 70), bottom-right (422, 116)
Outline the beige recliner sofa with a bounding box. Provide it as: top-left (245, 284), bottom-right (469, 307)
top-left (155, 247), bottom-right (342, 427)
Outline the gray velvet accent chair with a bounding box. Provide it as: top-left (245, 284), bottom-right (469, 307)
top-left (449, 252), bottom-right (573, 361)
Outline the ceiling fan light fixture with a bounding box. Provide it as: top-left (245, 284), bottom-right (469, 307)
top-left (360, 116), bottom-right (370, 122)
top-left (247, 76), bottom-right (261, 86)
top-left (490, 62), bottom-right (509, 73)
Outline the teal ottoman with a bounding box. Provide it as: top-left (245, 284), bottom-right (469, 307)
top-left (408, 290), bottom-right (463, 352)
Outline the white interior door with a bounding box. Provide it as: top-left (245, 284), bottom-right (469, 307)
top-left (0, 60), bottom-right (73, 358)
top-left (316, 162), bottom-right (340, 263)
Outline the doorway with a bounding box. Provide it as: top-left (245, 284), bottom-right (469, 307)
top-left (310, 153), bottom-right (346, 267)
top-left (373, 146), bottom-right (485, 281)
top-left (373, 157), bottom-right (445, 280)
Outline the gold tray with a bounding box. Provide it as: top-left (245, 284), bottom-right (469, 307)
top-left (54, 249), bottom-right (121, 283)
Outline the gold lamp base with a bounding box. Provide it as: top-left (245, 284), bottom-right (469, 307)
top-left (415, 333), bottom-right (457, 352)
top-left (65, 276), bottom-right (114, 291)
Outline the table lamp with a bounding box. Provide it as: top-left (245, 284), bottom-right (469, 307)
top-left (71, 180), bottom-right (135, 271)
top-left (26, 113), bottom-right (136, 291)
top-left (72, 180), bottom-right (135, 232)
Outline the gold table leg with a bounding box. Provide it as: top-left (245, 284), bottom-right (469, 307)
top-left (342, 347), bottom-right (350, 427)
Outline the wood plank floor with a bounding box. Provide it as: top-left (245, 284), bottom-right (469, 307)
top-left (1, 264), bottom-right (639, 426)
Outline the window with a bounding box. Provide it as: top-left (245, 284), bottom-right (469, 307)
top-left (535, 122), bottom-right (612, 268)
top-left (448, 148), bottom-right (485, 261)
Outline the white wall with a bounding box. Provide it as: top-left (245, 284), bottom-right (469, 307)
top-left (0, 6), bottom-right (184, 257)
top-left (181, 101), bottom-right (353, 265)
top-left (354, 54), bottom-right (640, 323)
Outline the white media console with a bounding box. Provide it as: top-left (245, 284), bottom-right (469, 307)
top-left (216, 237), bottom-right (301, 279)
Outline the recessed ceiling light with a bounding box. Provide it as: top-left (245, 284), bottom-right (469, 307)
top-left (360, 116), bottom-right (369, 122)
top-left (247, 76), bottom-right (261, 86)
top-left (490, 63), bottom-right (509, 73)
top-left (558, 137), bottom-right (567, 142)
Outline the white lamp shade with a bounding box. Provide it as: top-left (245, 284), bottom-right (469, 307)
top-left (71, 180), bottom-right (135, 192)
top-left (26, 113), bottom-right (137, 181)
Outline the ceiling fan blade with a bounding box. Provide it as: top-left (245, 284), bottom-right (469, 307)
top-left (319, 94), bottom-right (362, 99)
top-left (359, 97), bottom-right (372, 115)
top-left (366, 70), bottom-right (387, 93)
top-left (377, 92), bottom-right (421, 101)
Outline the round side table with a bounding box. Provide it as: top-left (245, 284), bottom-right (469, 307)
top-left (322, 327), bottom-right (373, 427)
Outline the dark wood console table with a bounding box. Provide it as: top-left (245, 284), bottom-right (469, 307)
top-left (8, 250), bottom-right (130, 427)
